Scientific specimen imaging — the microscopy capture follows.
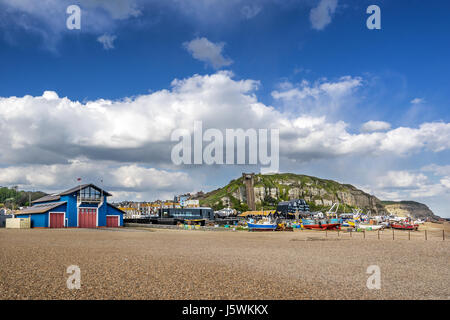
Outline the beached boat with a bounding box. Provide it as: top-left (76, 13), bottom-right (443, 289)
top-left (391, 222), bottom-right (419, 231)
top-left (247, 218), bottom-right (277, 231)
top-left (302, 218), bottom-right (321, 229)
top-left (301, 203), bottom-right (342, 230)
top-left (302, 218), bottom-right (341, 230)
top-left (345, 220), bottom-right (357, 228)
top-left (357, 223), bottom-right (384, 231)
top-left (328, 218), bottom-right (341, 229)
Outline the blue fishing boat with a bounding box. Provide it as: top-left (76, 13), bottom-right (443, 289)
top-left (247, 218), bottom-right (277, 231)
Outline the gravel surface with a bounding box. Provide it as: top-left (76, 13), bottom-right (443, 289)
top-left (1, 227), bottom-right (449, 300)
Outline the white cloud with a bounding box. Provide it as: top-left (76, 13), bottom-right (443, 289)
top-left (359, 169), bottom-right (449, 205)
top-left (309, 0), bottom-right (338, 30)
top-left (271, 76), bottom-right (362, 116)
top-left (361, 120), bottom-right (391, 133)
top-left (422, 164), bottom-right (450, 176)
top-left (379, 123), bottom-right (450, 154)
top-left (241, 5), bottom-right (262, 19)
top-left (79, 0), bottom-right (141, 20)
top-left (1, 72), bottom-right (450, 169)
top-left (183, 37), bottom-right (233, 69)
top-left (441, 177), bottom-right (450, 189)
top-left (272, 76), bottom-right (361, 101)
top-left (376, 171), bottom-right (428, 189)
top-left (0, 160), bottom-right (194, 200)
top-left (0, 0), bottom-right (140, 49)
top-left (367, 168), bottom-right (450, 202)
top-left (1, 72), bottom-right (450, 205)
top-left (420, 164), bottom-right (450, 195)
top-left (42, 91), bottom-right (59, 100)
top-left (411, 98), bottom-right (425, 104)
top-left (97, 34), bottom-right (117, 50)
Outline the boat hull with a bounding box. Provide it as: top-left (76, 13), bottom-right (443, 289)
top-left (247, 223), bottom-right (277, 231)
top-left (358, 224), bottom-right (384, 231)
top-left (302, 219), bottom-right (341, 230)
top-left (391, 223), bottom-right (419, 231)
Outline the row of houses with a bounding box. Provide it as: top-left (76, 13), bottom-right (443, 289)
top-left (13, 184), bottom-right (125, 228)
top-left (116, 198), bottom-right (200, 219)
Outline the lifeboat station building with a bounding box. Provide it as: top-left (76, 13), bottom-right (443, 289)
top-left (15, 184), bottom-right (124, 228)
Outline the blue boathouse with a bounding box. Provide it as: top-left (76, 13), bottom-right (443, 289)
top-left (15, 184), bottom-right (124, 228)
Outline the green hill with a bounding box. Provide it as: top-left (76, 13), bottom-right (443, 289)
top-left (195, 173), bottom-right (385, 213)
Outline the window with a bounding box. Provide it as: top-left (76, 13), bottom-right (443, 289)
top-left (79, 187), bottom-right (101, 200)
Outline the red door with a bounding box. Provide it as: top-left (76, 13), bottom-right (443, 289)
top-left (106, 216), bottom-right (119, 227)
top-left (79, 208), bottom-right (97, 228)
top-left (50, 213), bottom-right (64, 228)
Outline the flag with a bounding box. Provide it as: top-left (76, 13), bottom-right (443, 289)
top-left (77, 178), bottom-right (81, 182)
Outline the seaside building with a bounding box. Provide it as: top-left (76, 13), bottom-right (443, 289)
top-left (14, 184), bottom-right (124, 228)
top-left (159, 207), bottom-right (214, 222)
top-left (276, 199), bottom-right (310, 216)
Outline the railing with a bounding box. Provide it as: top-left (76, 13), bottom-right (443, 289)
top-left (312, 228), bottom-right (449, 241)
top-left (77, 196), bottom-right (101, 203)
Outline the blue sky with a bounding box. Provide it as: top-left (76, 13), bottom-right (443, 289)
top-left (0, 0), bottom-right (449, 217)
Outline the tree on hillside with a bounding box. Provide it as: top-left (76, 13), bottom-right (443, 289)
top-left (0, 187), bottom-right (47, 209)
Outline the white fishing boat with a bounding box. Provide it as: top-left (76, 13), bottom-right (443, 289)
top-left (247, 217), bottom-right (277, 231)
top-left (357, 223), bottom-right (384, 231)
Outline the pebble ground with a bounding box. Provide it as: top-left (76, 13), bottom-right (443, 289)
top-left (1, 227), bottom-right (449, 300)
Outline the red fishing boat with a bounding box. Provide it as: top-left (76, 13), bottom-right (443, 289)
top-left (302, 218), bottom-right (341, 230)
top-left (391, 222), bottom-right (419, 231)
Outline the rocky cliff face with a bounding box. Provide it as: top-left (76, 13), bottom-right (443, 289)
top-left (196, 173), bottom-right (386, 213)
top-left (383, 201), bottom-right (439, 220)
top-left (195, 173), bottom-right (438, 219)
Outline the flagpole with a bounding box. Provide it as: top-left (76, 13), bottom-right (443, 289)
top-left (78, 178), bottom-right (82, 201)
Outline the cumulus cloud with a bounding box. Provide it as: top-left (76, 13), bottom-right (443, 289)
top-left (183, 37), bottom-right (233, 69)
top-left (363, 167), bottom-right (450, 203)
top-left (1, 72), bottom-right (450, 168)
top-left (376, 171), bottom-right (428, 189)
top-left (422, 164), bottom-right (450, 176)
top-left (361, 121), bottom-right (391, 133)
top-left (272, 76), bottom-right (362, 115)
top-left (354, 169), bottom-right (448, 206)
top-left (1, 72), bottom-right (450, 203)
top-left (309, 0), bottom-right (338, 30)
top-left (0, 160), bottom-right (194, 200)
top-left (272, 76), bottom-right (362, 101)
top-left (97, 34), bottom-right (117, 50)
top-left (440, 177), bottom-right (450, 189)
